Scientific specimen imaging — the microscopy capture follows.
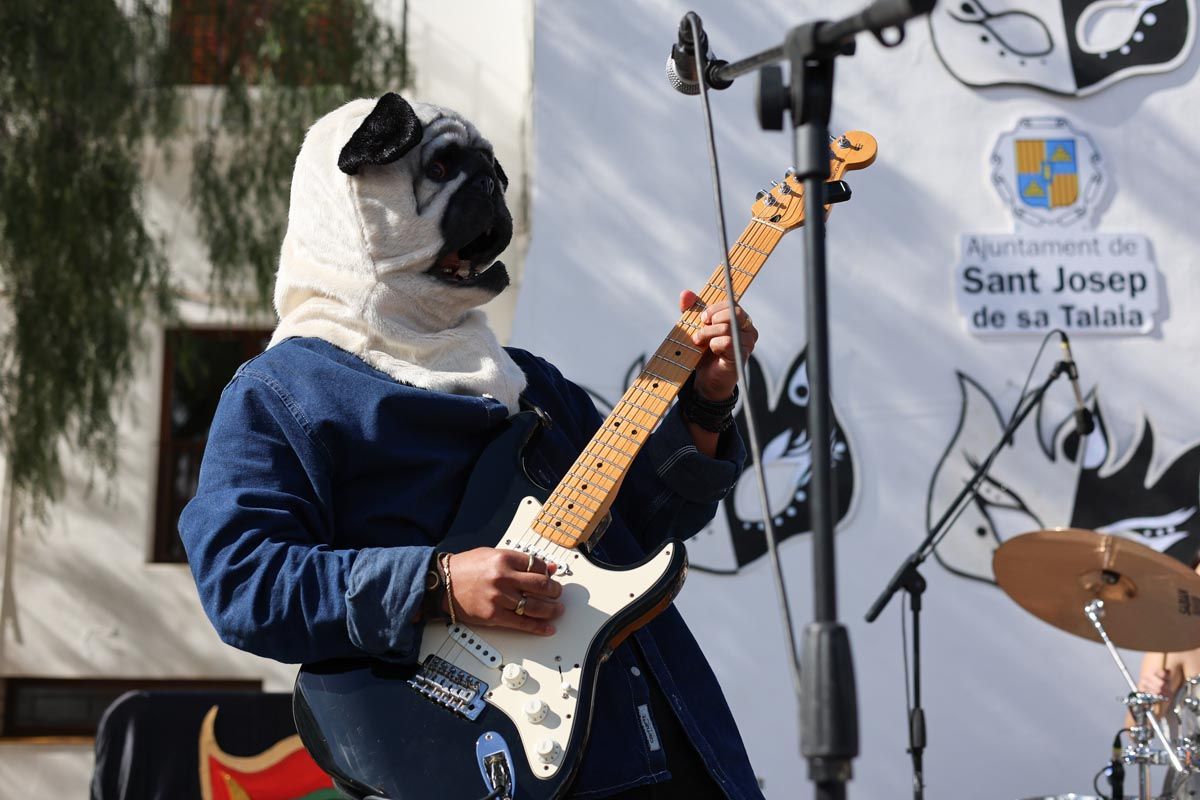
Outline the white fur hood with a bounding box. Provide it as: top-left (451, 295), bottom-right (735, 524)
top-left (269, 95), bottom-right (526, 413)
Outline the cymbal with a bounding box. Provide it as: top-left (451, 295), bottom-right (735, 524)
top-left (993, 528), bottom-right (1200, 653)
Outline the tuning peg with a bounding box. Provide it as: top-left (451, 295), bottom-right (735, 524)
top-left (778, 181), bottom-right (793, 196)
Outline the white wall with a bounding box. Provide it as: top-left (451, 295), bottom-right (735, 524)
top-left (515, 2), bottom-right (1200, 798)
top-left (0, 2), bottom-right (533, 795)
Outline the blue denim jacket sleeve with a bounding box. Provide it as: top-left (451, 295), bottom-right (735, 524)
top-left (178, 370), bottom-right (433, 665)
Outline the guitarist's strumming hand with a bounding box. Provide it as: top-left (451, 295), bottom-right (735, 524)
top-left (679, 290), bottom-right (758, 457)
top-left (436, 548), bottom-right (564, 635)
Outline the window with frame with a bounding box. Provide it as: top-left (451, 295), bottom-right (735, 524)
top-left (154, 328), bottom-right (272, 564)
top-left (168, 0), bottom-right (355, 86)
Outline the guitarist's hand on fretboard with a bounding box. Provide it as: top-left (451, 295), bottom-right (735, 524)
top-left (439, 548), bottom-right (565, 636)
top-left (678, 290), bottom-right (758, 457)
top-left (682, 290), bottom-right (758, 402)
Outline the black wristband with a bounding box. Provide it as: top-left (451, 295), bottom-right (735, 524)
top-left (680, 376), bottom-right (738, 433)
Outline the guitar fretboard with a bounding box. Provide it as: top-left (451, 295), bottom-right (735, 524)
top-left (529, 218), bottom-right (788, 548)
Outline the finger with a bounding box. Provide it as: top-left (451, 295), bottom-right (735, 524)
top-left (699, 302), bottom-right (749, 327)
top-left (510, 569), bottom-right (564, 599)
top-left (705, 335), bottom-right (758, 359)
top-left (499, 549), bottom-right (551, 577)
top-left (679, 289), bottom-right (701, 313)
top-left (693, 320), bottom-right (758, 347)
top-left (497, 610), bottom-right (556, 636)
top-left (512, 594), bottom-right (564, 620)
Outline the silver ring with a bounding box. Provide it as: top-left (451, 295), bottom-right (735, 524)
top-left (515, 595), bottom-right (528, 616)
top-left (525, 552), bottom-right (536, 572)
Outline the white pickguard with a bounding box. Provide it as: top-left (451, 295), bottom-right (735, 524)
top-left (416, 496), bottom-right (676, 780)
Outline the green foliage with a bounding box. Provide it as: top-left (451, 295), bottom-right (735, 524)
top-left (0, 0), bottom-right (408, 515)
top-left (182, 0), bottom-right (409, 306)
top-left (0, 0), bottom-right (177, 516)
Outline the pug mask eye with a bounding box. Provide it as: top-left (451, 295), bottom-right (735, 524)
top-left (425, 160), bottom-right (450, 181)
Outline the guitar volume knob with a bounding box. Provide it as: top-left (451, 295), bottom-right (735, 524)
top-left (523, 698), bottom-right (548, 723)
top-left (502, 662), bottom-right (528, 689)
top-left (536, 738), bottom-right (561, 763)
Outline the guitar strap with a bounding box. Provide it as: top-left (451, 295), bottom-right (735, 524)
top-left (516, 396), bottom-right (609, 553)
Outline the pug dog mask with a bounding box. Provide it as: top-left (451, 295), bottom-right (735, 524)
top-left (271, 93), bottom-right (527, 413)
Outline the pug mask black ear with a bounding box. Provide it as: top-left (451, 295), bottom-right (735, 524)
top-left (337, 93), bottom-right (424, 175)
top-left (493, 158), bottom-right (509, 191)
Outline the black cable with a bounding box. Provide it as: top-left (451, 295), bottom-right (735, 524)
top-left (901, 592), bottom-right (912, 720)
top-left (923, 328), bottom-right (1063, 557)
top-left (1092, 763), bottom-right (1109, 799)
top-left (474, 788), bottom-right (504, 800)
top-left (686, 12), bottom-right (804, 693)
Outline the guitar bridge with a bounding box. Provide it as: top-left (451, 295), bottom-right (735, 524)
top-left (407, 655), bottom-right (489, 720)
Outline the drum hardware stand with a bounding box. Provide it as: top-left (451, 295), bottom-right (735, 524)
top-left (865, 347), bottom-right (1080, 800)
top-left (670, 3), bottom-right (935, 798)
top-left (1084, 599), bottom-right (1185, 799)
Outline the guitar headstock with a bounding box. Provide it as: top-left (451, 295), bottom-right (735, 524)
top-left (750, 130), bottom-right (878, 231)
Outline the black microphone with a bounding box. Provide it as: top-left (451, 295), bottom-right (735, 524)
top-left (1108, 730), bottom-right (1125, 800)
top-left (1059, 332), bottom-right (1096, 435)
top-left (665, 15), bottom-right (707, 95)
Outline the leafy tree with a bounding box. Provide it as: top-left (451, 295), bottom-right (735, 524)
top-left (0, 0), bottom-right (407, 516)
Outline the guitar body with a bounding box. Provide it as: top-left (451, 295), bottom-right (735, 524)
top-left (294, 135), bottom-right (878, 799)
top-left (294, 412), bottom-right (689, 800)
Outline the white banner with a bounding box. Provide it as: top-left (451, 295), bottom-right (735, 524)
top-left (955, 233), bottom-right (1159, 335)
top-left (518, 2), bottom-right (1200, 797)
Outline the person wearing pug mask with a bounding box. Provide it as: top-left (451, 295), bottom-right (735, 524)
top-left (180, 93), bottom-right (764, 800)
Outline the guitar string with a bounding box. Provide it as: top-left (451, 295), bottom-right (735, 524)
top-left (508, 202), bottom-right (804, 557)
top-left (524, 213), bottom-right (789, 549)
top-left (509, 162), bottom-right (848, 558)
top-left (433, 182), bottom-right (819, 674)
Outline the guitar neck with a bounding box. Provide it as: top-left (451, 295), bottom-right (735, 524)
top-left (529, 219), bottom-right (786, 549)
top-left (528, 146), bottom-right (862, 549)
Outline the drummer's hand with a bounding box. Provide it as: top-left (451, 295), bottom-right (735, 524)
top-left (1138, 669), bottom-right (1171, 697)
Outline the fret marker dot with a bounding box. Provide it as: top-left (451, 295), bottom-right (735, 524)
top-left (568, 503), bottom-right (574, 510)
top-left (675, 351), bottom-right (681, 356)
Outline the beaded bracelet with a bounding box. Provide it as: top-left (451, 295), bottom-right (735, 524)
top-left (680, 377), bottom-right (738, 433)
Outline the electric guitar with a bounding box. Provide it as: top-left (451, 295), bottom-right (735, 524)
top-left (293, 132), bottom-right (878, 800)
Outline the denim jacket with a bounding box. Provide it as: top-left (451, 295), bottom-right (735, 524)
top-left (179, 337), bottom-right (764, 799)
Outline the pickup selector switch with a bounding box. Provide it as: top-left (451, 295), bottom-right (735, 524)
top-left (502, 662), bottom-right (528, 689)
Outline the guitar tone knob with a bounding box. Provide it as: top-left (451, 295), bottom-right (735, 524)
top-left (502, 663), bottom-right (528, 689)
top-left (536, 738), bottom-right (561, 763)
top-left (524, 698), bottom-right (549, 723)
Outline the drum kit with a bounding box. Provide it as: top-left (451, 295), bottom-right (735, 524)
top-left (995, 528), bottom-right (1200, 800)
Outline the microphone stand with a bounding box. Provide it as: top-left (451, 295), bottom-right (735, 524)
top-left (864, 358), bottom-right (1074, 799)
top-left (673, 3), bottom-right (935, 797)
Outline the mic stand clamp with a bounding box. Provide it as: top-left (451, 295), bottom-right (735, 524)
top-left (864, 358), bottom-right (1073, 800)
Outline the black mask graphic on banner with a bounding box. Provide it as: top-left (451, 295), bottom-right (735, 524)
top-left (584, 350), bottom-right (857, 575)
top-left (930, 0), bottom-right (1194, 96)
top-left (928, 372), bottom-right (1200, 584)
